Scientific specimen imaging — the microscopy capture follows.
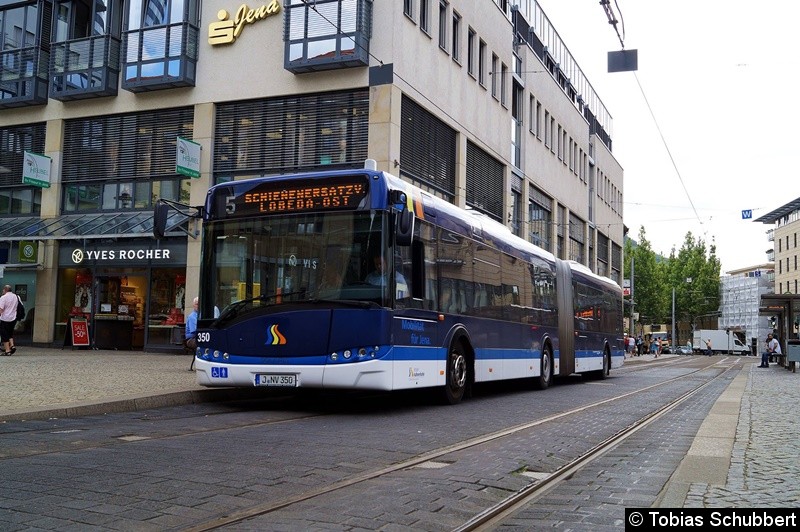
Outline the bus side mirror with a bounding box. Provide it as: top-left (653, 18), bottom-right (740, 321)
top-left (395, 208), bottom-right (414, 246)
top-left (153, 200), bottom-right (170, 239)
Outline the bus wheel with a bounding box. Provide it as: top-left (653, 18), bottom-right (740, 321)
top-left (534, 345), bottom-right (553, 390)
top-left (443, 342), bottom-right (468, 405)
top-left (593, 349), bottom-right (610, 380)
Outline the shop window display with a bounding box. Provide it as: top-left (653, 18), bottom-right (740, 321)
top-left (56, 267), bottom-right (186, 348)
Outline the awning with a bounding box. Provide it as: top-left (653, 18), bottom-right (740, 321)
top-left (754, 197), bottom-right (800, 224)
top-left (0, 211), bottom-right (191, 242)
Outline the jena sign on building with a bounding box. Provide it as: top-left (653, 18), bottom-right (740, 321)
top-left (208, 1), bottom-right (282, 45)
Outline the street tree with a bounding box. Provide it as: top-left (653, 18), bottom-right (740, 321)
top-left (666, 232), bottom-right (721, 330)
top-left (625, 227), bottom-right (669, 327)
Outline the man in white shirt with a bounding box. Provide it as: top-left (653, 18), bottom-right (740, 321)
top-left (760, 333), bottom-right (781, 368)
top-left (0, 285), bottom-right (18, 356)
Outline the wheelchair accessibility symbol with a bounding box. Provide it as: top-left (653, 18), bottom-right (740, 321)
top-left (211, 367), bottom-right (228, 379)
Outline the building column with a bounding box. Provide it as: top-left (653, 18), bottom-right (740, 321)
top-left (33, 119), bottom-right (64, 344)
top-left (184, 103), bottom-right (214, 318)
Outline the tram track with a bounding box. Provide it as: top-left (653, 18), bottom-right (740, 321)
top-left (180, 356), bottom-right (739, 531)
top-left (455, 358), bottom-right (741, 531)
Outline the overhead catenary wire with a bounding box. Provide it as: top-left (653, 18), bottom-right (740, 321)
top-left (632, 72), bottom-right (703, 226)
top-left (597, 0), bottom-right (704, 227)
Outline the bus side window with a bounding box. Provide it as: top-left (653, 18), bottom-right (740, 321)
top-left (474, 283), bottom-right (488, 308)
top-left (456, 280), bottom-right (468, 314)
top-left (440, 282), bottom-right (453, 313)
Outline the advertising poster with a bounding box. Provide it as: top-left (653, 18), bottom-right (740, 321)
top-left (75, 271), bottom-right (92, 313)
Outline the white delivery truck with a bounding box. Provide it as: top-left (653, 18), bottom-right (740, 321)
top-left (692, 329), bottom-right (751, 356)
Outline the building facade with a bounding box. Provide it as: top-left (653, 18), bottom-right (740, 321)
top-left (720, 264), bottom-right (774, 351)
top-left (755, 198), bottom-right (800, 296)
top-left (754, 197), bottom-right (800, 348)
top-left (0, 0), bottom-right (624, 349)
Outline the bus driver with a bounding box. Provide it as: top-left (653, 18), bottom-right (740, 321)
top-left (365, 254), bottom-right (408, 299)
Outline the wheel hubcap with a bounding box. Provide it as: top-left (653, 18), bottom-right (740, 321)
top-left (451, 353), bottom-right (467, 388)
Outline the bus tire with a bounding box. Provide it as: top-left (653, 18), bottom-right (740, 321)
top-left (534, 345), bottom-right (553, 390)
top-left (590, 349), bottom-right (610, 380)
top-left (443, 341), bottom-right (468, 405)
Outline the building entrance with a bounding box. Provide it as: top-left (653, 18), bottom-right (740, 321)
top-left (92, 272), bottom-right (147, 350)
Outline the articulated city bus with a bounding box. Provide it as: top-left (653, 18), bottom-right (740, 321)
top-left (161, 162), bottom-right (624, 403)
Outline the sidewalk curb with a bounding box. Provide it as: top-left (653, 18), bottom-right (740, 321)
top-left (0, 387), bottom-right (266, 423)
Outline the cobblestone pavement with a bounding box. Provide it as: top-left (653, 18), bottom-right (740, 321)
top-left (1, 347), bottom-right (798, 515)
top-left (683, 362), bottom-right (800, 507)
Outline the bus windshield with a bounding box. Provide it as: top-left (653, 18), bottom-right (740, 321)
top-left (201, 210), bottom-right (403, 320)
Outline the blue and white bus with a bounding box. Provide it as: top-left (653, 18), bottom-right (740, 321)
top-left (176, 162), bottom-right (624, 403)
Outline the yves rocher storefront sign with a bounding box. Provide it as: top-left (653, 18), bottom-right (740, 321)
top-left (59, 241), bottom-right (186, 267)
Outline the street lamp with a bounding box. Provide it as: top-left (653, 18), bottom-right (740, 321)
top-left (671, 288), bottom-right (676, 352)
top-left (672, 277), bottom-right (692, 351)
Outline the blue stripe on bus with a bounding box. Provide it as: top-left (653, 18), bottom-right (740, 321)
top-left (221, 346), bottom-right (606, 366)
top-left (226, 355), bottom-right (330, 366)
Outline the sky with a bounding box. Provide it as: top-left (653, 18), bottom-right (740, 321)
top-left (534, 0), bottom-right (798, 273)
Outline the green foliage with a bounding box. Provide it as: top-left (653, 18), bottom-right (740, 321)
top-left (625, 227), bottom-right (721, 329)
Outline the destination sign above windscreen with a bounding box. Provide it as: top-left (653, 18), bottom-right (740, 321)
top-left (228, 175), bottom-right (370, 217)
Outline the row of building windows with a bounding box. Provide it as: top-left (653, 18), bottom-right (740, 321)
top-left (775, 209), bottom-right (800, 228)
top-left (777, 279), bottom-right (799, 294)
top-left (403, 0), bottom-right (622, 222)
top-left (776, 231), bottom-right (799, 253)
top-left (777, 255), bottom-right (800, 275)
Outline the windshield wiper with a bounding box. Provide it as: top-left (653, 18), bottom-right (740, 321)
top-left (308, 298), bottom-right (373, 309)
top-left (214, 291), bottom-right (307, 324)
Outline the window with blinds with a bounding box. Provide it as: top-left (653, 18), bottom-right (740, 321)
top-left (528, 186), bottom-right (552, 252)
top-left (399, 95), bottom-right (456, 200)
top-left (61, 108), bottom-right (193, 213)
top-left (213, 90), bottom-right (369, 181)
top-left (466, 140), bottom-right (503, 222)
top-left (568, 212), bottom-right (585, 263)
top-left (0, 123), bottom-right (46, 188)
top-left (0, 123), bottom-right (45, 215)
top-left (63, 108), bottom-right (194, 182)
top-left (597, 232), bottom-right (609, 265)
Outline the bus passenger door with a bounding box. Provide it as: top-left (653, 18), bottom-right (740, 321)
top-left (555, 259), bottom-right (575, 376)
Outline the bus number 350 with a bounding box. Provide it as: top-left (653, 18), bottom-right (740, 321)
top-left (197, 332), bottom-right (211, 343)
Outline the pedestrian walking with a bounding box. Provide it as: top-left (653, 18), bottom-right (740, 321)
top-left (760, 333), bottom-right (780, 368)
top-left (0, 285), bottom-right (19, 356)
top-left (705, 338), bottom-right (712, 356)
top-left (656, 337), bottom-right (662, 357)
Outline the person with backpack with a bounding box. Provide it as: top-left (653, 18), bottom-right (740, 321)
top-left (0, 285), bottom-right (20, 356)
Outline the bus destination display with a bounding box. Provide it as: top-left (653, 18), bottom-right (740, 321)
top-left (224, 176), bottom-right (369, 218)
